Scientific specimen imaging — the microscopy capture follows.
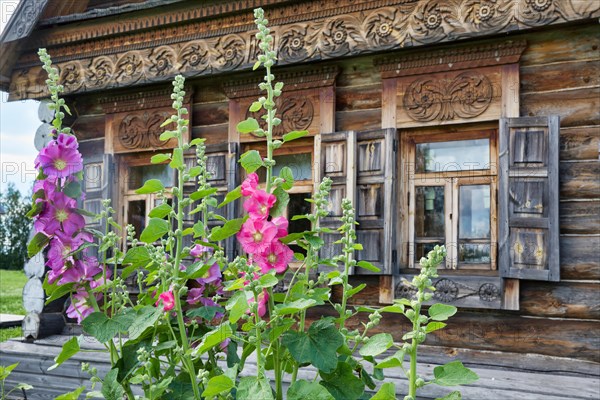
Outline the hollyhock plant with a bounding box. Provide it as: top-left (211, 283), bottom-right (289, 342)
top-left (241, 172), bottom-right (259, 196)
top-left (271, 216), bottom-right (288, 238)
top-left (66, 289), bottom-right (97, 324)
top-left (34, 134), bottom-right (83, 178)
top-left (237, 218), bottom-right (278, 254)
top-left (254, 241), bottom-right (294, 274)
top-left (36, 192), bottom-right (85, 236)
top-left (243, 189), bottom-right (276, 220)
top-left (157, 291), bottom-right (175, 311)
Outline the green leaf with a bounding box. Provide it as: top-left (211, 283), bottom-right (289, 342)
top-left (135, 179), bottom-right (164, 194)
top-left (26, 200), bottom-right (44, 218)
top-left (55, 386), bottom-right (85, 400)
top-left (379, 304), bottom-right (405, 314)
top-left (239, 150), bottom-right (263, 173)
top-left (148, 203), bottom-right (172, 218)
top-left (435, 391), bottom-right (462, 400)
top-left (271, 186), bottom-right (289, 217)
top-left (433, 361), bottom-right (479, 386)
top-left (252, 60), bottom-right (261, 70)
top-left (63, 180), bottom-right (82, 199)
top-left (202, 375), bottom-right (234, 397)
top-left (237, 118), bottom-right (260, 134)
top-left (283, 130), bottom-right (309, 143)
top-left (190, 187), bottom-right (218, 201)
top-left (209, 218), bottom-right (244, 241)
top-left (170, 148), bottom-right (184, 169)
top-left (188, 166), bottom-right (202, 177)
top-left (27, 232), bottom-right (49, 258)
top-left (346, 283), bottom-right (366, 298)
top-left (282, 319), bottom-right (344, 373)
top-left (280, 166), bottom-right (294, 190)
top-left (219, 186), bottom-right (241, 207)
top-left (160, 117), bottom-right (174, 128)
top-left (102, 368), bottom-right (125, 400)
top-left (82, 311), bottom-right (135, 343)
top-left (280, 232), bottom-right (304, 244)
top-left (320, 362), bottom-right (365, 400)
top-left (287, 380), bottom-right (334, 400)
top-left (426, 321), bottom-right (447, 333)
top-left (151, 153), bottom-right (171, 164)
top-left (428, 304), bottom-right (458, 321)
top-left (375, 350), bottom-right (405, 369)
top-left (159, 130), bottom-right (177, 141)
top-left (370, 382), bottom-right (396, 400)
top-left (249, 101), bottom-right (262, 112)
top-left (128, 306), bottom-right (162, 341)
top-left (226, 291), bottom-right (249, 324)
top-left (45, 282), bottom-right (75, 305)
top-left (257, 273), bottom-right (279, 289)
top-left (49, 335), bottom-right (81, 371)
top-left (356, 260), bottom-right (381, 273)
top-left (359, 333), bottom-right (393, 357)
top-left (190, 138), bottom-right (206, 147)
top-left (140, 218), bottom-right (170, 243)
top-left (237, 376), bottom-right (274, 400)
top-left (187, 306), bottom-right (224, 321)
top-left (196, 324), bottom-right (232, 355)
top-left (0, 363), bottom-right (18, 380)
top-left (121, 246), bottom-right (152, 278)
top-left (275, 299), bottom-right (317, 315)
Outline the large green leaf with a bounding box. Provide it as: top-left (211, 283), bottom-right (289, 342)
top-left (282, 319), bottom-right (343, 373)
top-left (148, 203), bottom-right (172, 218)
top-left (101, 369), bottom-right (125, 400)
top-left (237, 118), bottom-right (260, 134)
top-left (239, 150), bottom-right (263, 173)
top-left (121, 246), bottom-right (152, 278)
top-left (433, 361), bottom-right (479, 386)
top-left (49, 335), bottom-right (82, 371)
top-left (271, 186), bottom-right (289, 217)
top-left (209, 218), bottom-right (244, 241)
top-left (218, 186), bottom-right (241, 207)
top-left (195, 324), bottom-right (232, 355)
top-left (280, 166), bottom-right (294, 190)
top-left (370, 382), bottom-right (396, 400)
top-left (320, 362), bottom-right (365, 400)
top-left (128, 306), bottom-right (163, 341)
top-left (287, 380), bottom-right (334, 400)
top-left (55, 387), bottom-right (85, 400)
top-left (274, 299), bottom-right (317, 315)
top-left (375, 350), bottom-right (404, 369)
top-left (140, 218), bottom-right (170, 243)
top-left (170, 148), bottom-right (184, 169)
top-left (359, 333), bottom-right (393, 357)
top-left (82, 311), bottom-right (135, 343)
top-left (226, 291), bottom-right (249, 324)
top-left (202, 375), bottom-right (234, 397)
top-left (27, 232), bottom-right (49, 258)
top-left (236, 376), bottom-right (274, 400)
top-left (435, 391), bottom-right (462, 400)
top-left (428, 304), bottom-right (457, 321)
top-left (135, 179), bottom-right (164, 194)
top-left (283, 130), bottom-right (309, 143)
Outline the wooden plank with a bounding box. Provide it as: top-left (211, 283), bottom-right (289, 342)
top-left (560, 125), bottom-right (600, 161)
top-left (560, 201), bottom-right (600, 234)
top-left (560, 235), bottom-right (600, 280)
top-left (72, 114), bottom-right (105, 140)
top-left (335, 109), bottom-right (380, 132)
top-left (520, 59), bottom-right (600, 93)
top-left (191, 101), bottom-right (229, 126)
top-left (191, 123), bottom-right (228, 145)
top-left (521, 87), bottom-right (600, 128)
top-left (560, 161), bottom-right (600, 199)
top-left (335, 84), bottom-right (381, 112)
top-left (521, 281), bottom-right (600, 320)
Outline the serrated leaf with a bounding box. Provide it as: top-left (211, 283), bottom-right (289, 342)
top-left (359, 333), bottom-right (393, 357)
top-left (55, 386), bottom-right (85, 400)
top-left (82, 311), bottom-right (135, 343)
top-left (426, 321), bottom-right (447, 333)
top-left (370, 382), bottom-right (395, 400)
top-left (128, 306), bottom-right (162, 341)
top-left (275, 299), bottom-right (317, 315)
top-left (226, 291), bottom-right (249, 324)
top-left (202, 375), bottom-right (234, 397)
top-left (237, 118), bottom-right (260, 134)
top-left (257, 273), bottom-right (278, 289)
top-left (45, 282), bottom-right (75, 305)
top-left (135, 179), bottom-right (164, 194)
top-left (375, 350), bottom-right (405, 369)
top-left (237, 376), bottom-right (274, 400)
top-left (283, 130), bottom-right (309, 143)
top-left (282, 319), bottom-right (343, 373)
top-left (320, 361), bottom-right (365, 400)
top-left (151, 153), bottom-right (171, 164)
top-left (287, 380), bottom-right (334, 400)
top-left (140, 218), bottom-right (169, 243)
top-left (101, 368), bottom-right (125, 400)
top-left (239, 150), bottom-right (263, 173)
top-left (121, 246), bottom-right (152, 278)
top-left (196, 324), bottom-right (232, 355)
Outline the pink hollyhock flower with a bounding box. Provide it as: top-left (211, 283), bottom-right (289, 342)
top-left (241, 173), bottom-right (259, 196)
top-left (256, 290), bottom-right (269, 317)
top-left (37, 192), bottom-right (85, 236)
top-left (56, 133), bottom-right (79, 149)
top-left (35, 138), bottom-right (83, 178)
top-left (190, 244), bottom-right (211, 258)
top-left (186, 286), bottom-right (205, 305)
top-left (243, 189), bottom-right (276, 220)
top-left (46, 231), bottom-right (94, 270)
top-left (237, 218), bottom-right (278, 255)
top-left (271, 216), bottom-right (289, 238)
top-left (66, 289), bottom-right (97, 324)
top-left (157, 291), bottom-right (175, 311)
top-left (254, 240), bottom-right (294, 274)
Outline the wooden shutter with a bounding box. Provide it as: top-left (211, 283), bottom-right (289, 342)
top-left (354, 128), bottom-right (396, 275)
top-left (499, 116), bottom-right (560, 281)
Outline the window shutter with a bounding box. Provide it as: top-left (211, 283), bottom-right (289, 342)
top-left (318, 130), bottom-right (356, 273)
top-left (499, 116), bottom-right (560, 281)
top-left (354, 128), bottom-right (396, 275)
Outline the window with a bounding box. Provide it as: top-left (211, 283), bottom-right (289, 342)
top-left (404, 129), bottom-right (497, 271)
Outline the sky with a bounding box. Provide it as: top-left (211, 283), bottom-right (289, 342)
top-left (1, 0), bottom-right (40, 196)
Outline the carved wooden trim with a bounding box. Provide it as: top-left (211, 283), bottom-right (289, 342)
top-left (376, 39), bottom-right (527, 78)
top-left (8, 0), bottom-right (598, 100)
top-left (99, 85), bottom-right (193, 114)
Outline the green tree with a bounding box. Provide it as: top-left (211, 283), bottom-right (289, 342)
top-left (0, 183), bottom-right (32, 270)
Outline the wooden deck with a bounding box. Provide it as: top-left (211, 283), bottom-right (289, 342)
top-left (1, 333), bottom-right (598, 399)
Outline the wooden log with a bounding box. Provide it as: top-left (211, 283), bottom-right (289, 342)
top-left (22, 277), bottom-right (44, 314)
top-left (521, 87), bottom-right (600, 128)
top-left (191, 123), bottom-right (228, 145)
top-left (520, 59), bottom-right (599, 93)
top-left (191, 101), bottom-right (229, 126)
top-left (71, 114), bottom-right (105, 140)
top-left (520, 281), bottom-right (600, 320)
top-left (560, 235), bottom-right (600, 280)
top-left (560, 161), bottom-right (600, 199)
top-left (337, 57), bottom-right (381, 87)
top-left (22, 312), bottom-right (65, 340)
top-left (560, 125), bottom-right (600, 161)
top-left (336, 84), bottom-right (381, 112)
top-left (335, 108), bottom-right (380, 132)
top-left (560, 200), bottom-right (600, 234)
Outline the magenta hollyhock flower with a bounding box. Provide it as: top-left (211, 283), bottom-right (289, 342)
top-left (37, 192), bottom-right (85, 236)
top-left (254, 240), bottom-right (294, 274)
top-left (197, 263), bottom-right (221, 285)
top-left (35, 138), bottom-right (83, 178)
top-left (237, 218), bottom-right (278, 255)
top-left (271, 216), bottom-right (289, 238)
top-left (66, 289), bottom-right (96, 324)
top-left (187, 286), bottom-right (205, 305)
top-left (46, 231), bottom-right (94, 270)
top-left (243, 189), bottom-right (276, 220)
top-left (256, 290), bottom-right (268, 317)
top-left (157, 291), bottom-right (175, 311)
top-left (190, 244), bottom-right (211, 258)
top-left (219, 338), bottom-right (231, 352)
top-left (241, 173), bottom-right (259, 196)
top-left (56, 133), bottom-right (79, 149)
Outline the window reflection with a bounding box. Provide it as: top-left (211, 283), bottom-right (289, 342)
top-left (416, 139), bottom-right (489, 172)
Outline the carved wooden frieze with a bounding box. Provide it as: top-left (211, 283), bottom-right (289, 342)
top-left (8, 0), bottom-right (598, 100)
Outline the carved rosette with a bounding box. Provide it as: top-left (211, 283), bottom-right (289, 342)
top-left (403, 71), bottom-right (493, 122)
top-left (279, 25), bottom-right (310, 63)
top-left (461, 0), bottom-right (513, 32)
top-left (115, 51), bottom-right (144, 84)
top-left (518, 0), bottom-right (558, 25)
top-left (315, 16), bottom-right (364, 58)
top-left (410, 1), bottom-right (452, 43)
top-left (179, 41), bottom-right (210, 73)
top-left (395, 276), bottom-right (502, 307)
top-left (148, 46), bottom-right (177, 77)
top-left (118, 110), bottom-right (171, 150)
top-left (59, 62), bottom-right (83, 92)
top-left (87, 56), bottom-right (114, 88)
top-left (364, 8), bottom-right (407, 48)
top-left (213, 34), bottom-right (245, 71)
top-left (245, 95), bottom-right (314, 138)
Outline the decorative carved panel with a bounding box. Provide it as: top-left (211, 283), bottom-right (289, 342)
top-left (9, 0), bottom-right (597, 99)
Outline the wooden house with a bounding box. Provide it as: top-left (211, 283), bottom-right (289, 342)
top-left (1, 0), bottom-right (598, 398)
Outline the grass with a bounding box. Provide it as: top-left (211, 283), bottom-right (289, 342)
top-left (0, 270), bottom-right (27, 342)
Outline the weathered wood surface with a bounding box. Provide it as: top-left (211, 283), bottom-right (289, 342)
top-left (520, 281), bottom-right (600, 320)
top-left (560, 235), bottom-right (600, 280)
top-left (559, 161), bottom-right (600, 199)
top-left (560, 201), bottom-right (600, 234)
top-left (520, 60), bottom-right (599, 93)
top-left (1, 335), bottom-right (598, 399)
top-left (22, 312), bottom-right (65, 340)
top-left (560, 125), bottom-right (600, 161)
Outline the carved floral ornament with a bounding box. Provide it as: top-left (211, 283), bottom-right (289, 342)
top-left (394, 277), bottom-right (502, 305)
top-left (9, 0), bottom-right (599, 99)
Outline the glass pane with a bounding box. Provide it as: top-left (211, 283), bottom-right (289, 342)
top-left (415, 243), bottom-right (445, 264)
top-left (415, 186), bottom-right (445, 238)
top-left (257, 153), bottom-right (312, 182)
top-left (459, 243), bottom-right (491, 264)
top-left (127, 200), bottom-right (146, 239)
top-left (416, 139), bottom-right (489, 172)
top-left (459, 185), bottom-right (490, 239)
top-left (128, 164), bottom-right (175, 191)
top-left (288, 193), bottom-right (312, 255)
